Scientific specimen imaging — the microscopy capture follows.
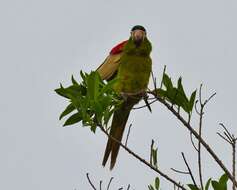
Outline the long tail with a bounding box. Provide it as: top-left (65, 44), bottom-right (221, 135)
top-left (102, 104), bottom-right (131, 170)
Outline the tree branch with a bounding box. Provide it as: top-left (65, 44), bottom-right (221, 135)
top-left (148, 91), bottom-right (237, 187)
top-left (217, 123), bottom-right (237, 190)
top-left (98, 125), bottom-right (187, 190)
top-left (181, 152), bottom-right (198, 188)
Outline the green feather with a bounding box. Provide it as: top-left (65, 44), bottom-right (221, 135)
top-left (102, 36), bottom-right (152, 169)
top-left (113, 37), bottom-right (152, 93)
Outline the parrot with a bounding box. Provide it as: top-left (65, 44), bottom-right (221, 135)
top-left (96, 25), bottom-right (152, 169)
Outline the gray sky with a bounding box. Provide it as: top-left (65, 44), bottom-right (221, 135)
top-left (1, 0), bottom-right (237, 189)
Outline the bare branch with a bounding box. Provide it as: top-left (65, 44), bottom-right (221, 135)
top-left (218, 123), bottom-right (236, 190)
top-left (190, 132), bottom-right (198, 152)
top-left (233, 139), bottom-right (236, 190)
top-left (86, 173), bottom-right (97, 190)
top-left (171, 168), bottom-right (189, 175)
top-left (217, 132), bottom-right (232, 144)
top-left (181, 152), bottom-right (198, 188)
top-left (203, 92), bottom-right (217, 106)
top-left (194, 100), bottom-right (200, 115)
top-left (199, 84), bottom-right (203, 105)
top-left (98, 125), bottom-right (187, 190)
top-left (133, 99), bottom-right (158, 110)
top-left (147, 91), bottom-right (237, 186)
top-left (125, 124), bottom-right (132, 147)
top-left (220, 123), bottom-right (233, 141)
top-left (107, 177), bottom-right (114, 190)
top-left (198, 88), bottom-right (204, 190)
top-left (126, 184), bottom-right (130, 190)
top-left (100, 180), bottom-right (102, 190)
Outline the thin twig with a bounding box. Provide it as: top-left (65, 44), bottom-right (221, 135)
top-left (199, 84), bottom-right (203, 105)
top-left (98, 125), bottom-right (187, 190)
top-left (217, 132), bottom-right (232, 144)
top-left (99, 180), bottom-right (102, 190)
top-left (133, 99), bottom-right (158, 110)
top-left (220, 123), bottom-right (233, 141)
top-left (203, 92), bottom-right (217, 106)
top-left (107, 177), bottom-right (114, 190)
top-left (198, 85), bottom-right (204, 190)
top-left (171, 168), bottom-right (189, 174)
top-left (181, 152), bottom-right (198, 187)
top-left (224, 132), bottom-right (233, 143)
top-left (218, 123), bottom-right (236, 190)
top-left (86, 173), bottom-right (97, 190)
top-left (127, 184), bottom-right (131, 190)
top-left (194, 100), bottom-right (200, 115)
top-left (151, 70), bottom-right (157, 90)
top-left (125, 124), bottom-right (132, 147)
top-left (190, 132), bottom-right (198, 152)
top-left (233, 139), bottom-right (236, 190)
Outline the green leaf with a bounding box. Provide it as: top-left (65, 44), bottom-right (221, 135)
top-left (59, 103), bottom-right (76, 120)
top-left (205, 178), bottom-right (212, 190)
top-left (177, 78), bottom-right (189, 102)
top-left (99, 78), bottom-right (117, 95)
top-left (71, 75), bottom-right (79, 85)
top-left (187, 184), bottom-right (200, 190)
top-left (163, 73), bottom-right (173, 90)
top-left (154, 88), bottom-right (167, 98)
top-left (177, 77), bottom-right (186, 98)
top-left (166, 88), bottom-right (178, 104)
top-left (80, 70), bottom-right (86, 82)
top-left (56, 70), bottom-right (120, 130)
top-left (55, 84), bottom-right (70, 99)
top-left (63, 112), bottom-right (82, 126)
top-left (152, 148), bottom-right (158, 168)
top-left (103, 108), bottom-right (114, 127)
top-left (155, 177), bottom-right (160, 190)
top-left (211, 181), bottom-right (221, 190)
top-left (189, 90), bottom-right (197, 112)
top-left (219, 173), bottom-right (228, 190)
top-left (87, 71), bottom-right (100, 100)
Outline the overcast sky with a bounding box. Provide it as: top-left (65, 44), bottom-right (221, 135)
top-left (1, 0), bottom-right (237, 189)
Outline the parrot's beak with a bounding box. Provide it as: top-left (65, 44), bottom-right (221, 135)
top-left (131, 29), bottom-right (146, 47)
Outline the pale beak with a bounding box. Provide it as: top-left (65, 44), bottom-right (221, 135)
top-left (131, 29), bottom-right (146, 46)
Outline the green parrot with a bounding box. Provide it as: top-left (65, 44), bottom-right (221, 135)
top-left (97, 25), bottom-right (152, 169)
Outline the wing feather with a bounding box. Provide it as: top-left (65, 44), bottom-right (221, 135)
top-left (96, 53), bottom-right (122, 80)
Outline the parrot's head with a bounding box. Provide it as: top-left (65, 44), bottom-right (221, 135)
top-left (130, 25), bottom-right (146, 47)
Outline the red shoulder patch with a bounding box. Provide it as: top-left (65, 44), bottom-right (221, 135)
top-left (109, 40), bottom-right (128, 55)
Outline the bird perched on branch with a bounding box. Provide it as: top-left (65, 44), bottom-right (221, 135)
top-left (97, 25), bottom-right (152, 169)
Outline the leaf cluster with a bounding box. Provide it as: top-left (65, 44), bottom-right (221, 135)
top-left (55, 71), bottom-right (122, 132)
top-left (148, 177), bottom-right (160, 190)
top-left (188, 173), bottom-right (228, 190)
top-left (155, 73), bottom-right (196, 116)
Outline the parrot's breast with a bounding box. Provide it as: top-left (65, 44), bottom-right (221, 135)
top-left (114, 55), bottom-right (152, 94)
